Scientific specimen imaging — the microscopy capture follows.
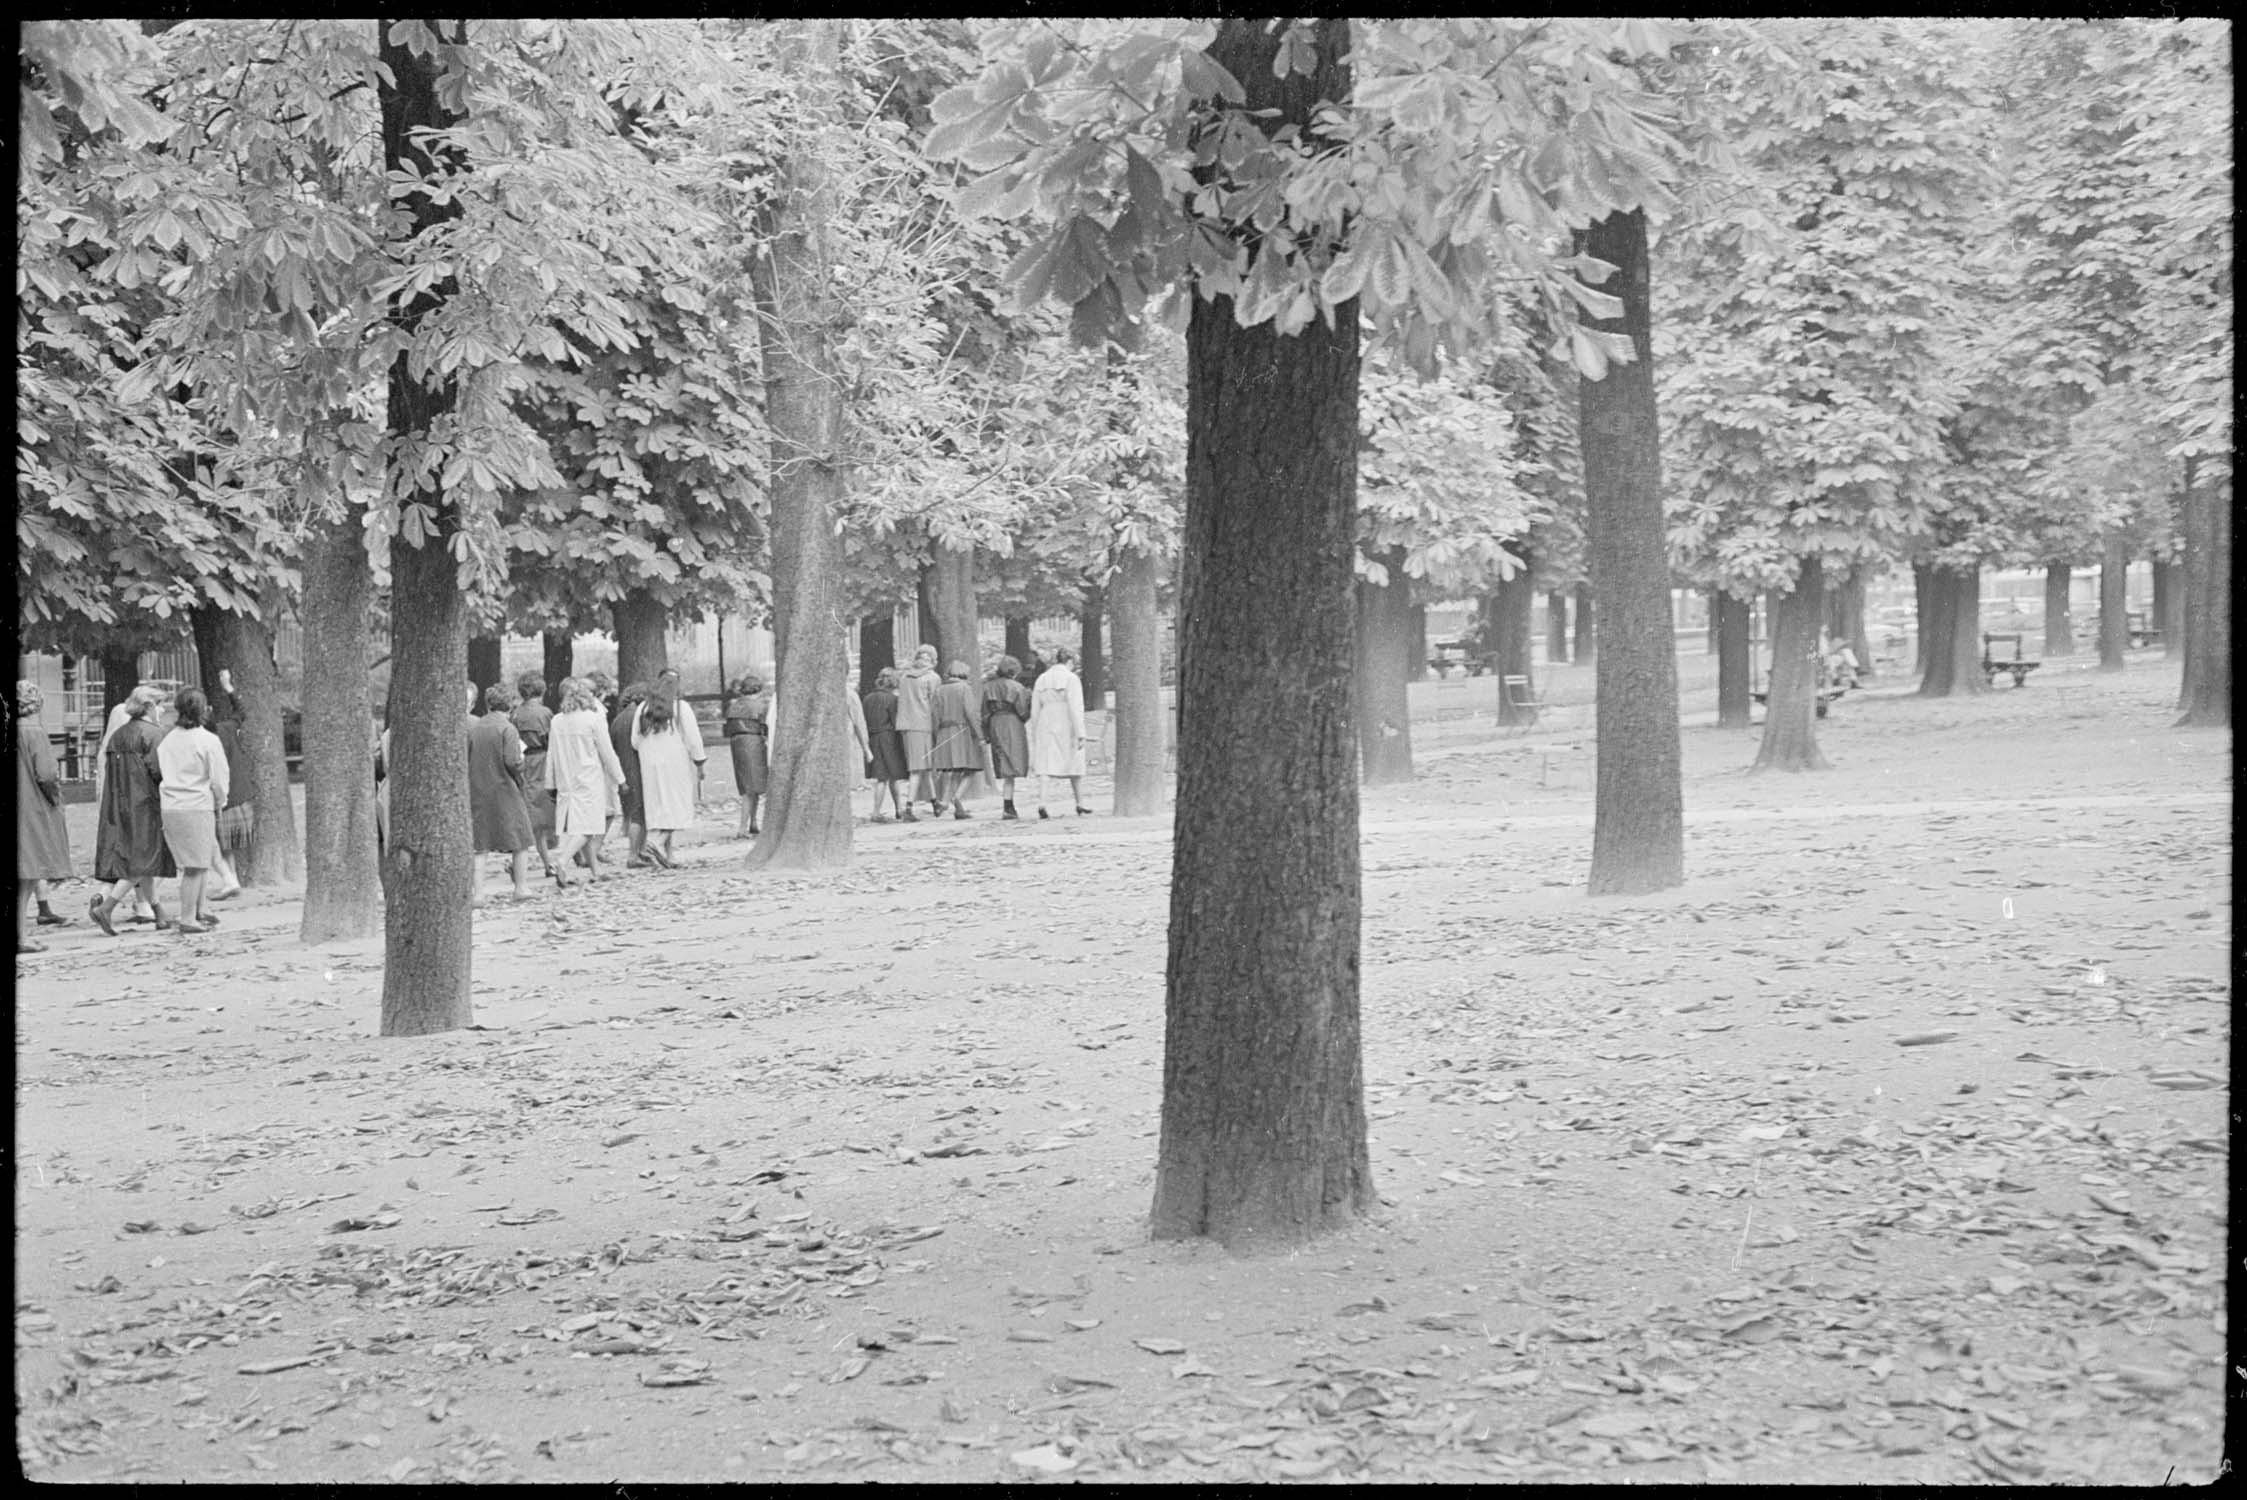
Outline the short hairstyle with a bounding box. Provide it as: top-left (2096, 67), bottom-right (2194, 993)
top-left (586, 669), bottom-right (616, 693)
top-left (639, 692), bottom-right (675, 734)
top-left (913, 644), bottom-right (937, 664)
top-left (995, 655), bottom-right (1020, 680)
top-left (173, 686), bottom-right (210, 729)
top-left (129, 684), bottom-right (167, 715)
top-left (619, 680), bottom-right (650, 706)
top-left (731, 674), bottom-right (765, 698)
top-left (558, 677), bottom-right (601, 714)
top-left (874, 667), bottom-right (899, 691)
top-left (485, 683), bottom-right (517, 713)
top-left (945, 660), bottom-right (970, 680)
top-left (517, 671), bottom-right (546, 700)
top-left (1052, 646), bottom-right (1077, 666)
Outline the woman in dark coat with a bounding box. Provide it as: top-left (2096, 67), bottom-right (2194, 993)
top-left (90, 686), bottom-right (174, 934)
top-left (16, 681), bottom-right (74, 953)
top-left (722, 673), bottom-right (771, 838)
top-left (468, 682), bottom-right (537, 901)
top-left (980, 655), bottom-right (1033, 820)
top-left (510, 670), bottom-right (557, 872)
top-left (608, 681), bottom-right (650, 868)
top-left (861, 667), bottom-right (911, 822)
top-left (927, 660), bottom-right (986, 820)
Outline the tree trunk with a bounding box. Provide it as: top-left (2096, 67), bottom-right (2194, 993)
top-left (925, 542), bottom-right (978, 679)
top-left (2159, 552), bottom-right (2184, 659)
top-left (1079, 580), bottom-right (1107, 709)
top-left (99, 646), bottom-right (141, 718)
top-left (857, 611), bottom-right (894, 697)
top-left (298, 496), bottom-right (381, 944)
top-left (189, 603), bottom-right (227, 709)
top-left (467, 634), bottom-right (502, 703)
top-left (1716, 590), bottom-right (1752, 728)
top-left (1825, 565), bottom-right (1871, 680)
top-left (1913, 561), bottom-right (1934, 679)
top-left (744, 17), bottom-right (856, 871)
top-left (1548, 589), bottom-right (1571, 662)
top-left (1702, 587), bottom-right (1719, 656)
top-left (1576, 207), bottom-right (1682, 894)
top-left (914, 564), bottom-right (940, 658)
top-left (2097, 536), bottom-right (2128, 672)
top-left (1354, 545), bottom-right (1414, 785)
top-left (1406, 602), bottom-right (1427, 682)
top-left (377, 18), bottom-right (475, 1038)
top-left (1003, 614), bottom-right (1032, 667)
top-left (1153, 16), bottom-right (1370, 1253)
top-left (1753, 557), bottom-right (1828, 771)
top-left (1491, 550), bottom-right (1539, 727)
top-left (611, 588), bottom-right (668, 691)
top-left (1919, 563), bottom-right (1988, 697)
top-left (541, 630), bottom-right (573, 710)
top-left (1110, 544), bottom-right (1166, 816)
top-left (1571, 582), bottom-right (1596, 664)
top-left (2043, 563), bottom-right (2073, 658)
top-left (215, 595), bottom-right (302, 885)
top-left (2177, 458), bottom-right (2229, 726)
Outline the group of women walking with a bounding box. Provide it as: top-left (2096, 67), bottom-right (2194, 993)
top-left (861, 646), bottom-right (1090, 821)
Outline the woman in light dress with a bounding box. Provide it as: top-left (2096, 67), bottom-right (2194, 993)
top-left (545, 677), bottom-right (626, 887)
top-left (632, 683), bottom-right (706, 869)
top-left (1028, 646), bottom-right (1091, 818)
top-left (154, 686), bottom-right (230, 934)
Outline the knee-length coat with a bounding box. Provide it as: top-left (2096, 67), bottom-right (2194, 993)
top-left (467, 712), bottom-right (535, 853)
top-left (980, 677), bottom-right (1032, 779)
top-left (546, 707), bottom-right (625, 837)
top-left (1028, 664), bottom-right (1087, 777)
top-left (862, 688), bottom-right (909, 782)
top-left (928, 678), bottom-right (986, 771)
top-left (632, 701), bottom-right (706, 833)
top-left (17, 729), bottom-right (72, 880)
top-left (94, 715), bottom-right (174, 881)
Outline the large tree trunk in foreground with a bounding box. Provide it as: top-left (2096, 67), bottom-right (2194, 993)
top-left (1918, 563), bottom-right (1988, 697)
top-left (377, 18), bottom-right (474, 1037)
top-left (1110, 544), bottom-right (1166, 816)
top-left (2097, 536), bottom-right (2128, 672)
top-left (1153, 16), bottom-right (1370, 1253)
top-left (611, 588), bottom-right (668, 691)
top-left (2177, 458), bottom-right (2229, 726)
top-left (1754, 556), bottom-right (1828, 771)
top-left (1549, 590), bottom-right (1571, 662)
top-left (1490, 548), bottom-right (1539, 727)
top-left (1577, 206), bottom-right (1681, 894)
top-left (467, 634), bottom-right (502, 702)
top-left (1079, 580), bottom-right (1107, 708)
top-left (216, 596), bottom-right (301, 885)
top-left (1572, 582), bottom-right (1596, 664)
top-left (299, 495), bottom-right (381, 944)
top-left (2043, 563), bottom-right (2074, 658)
top-left (1354, 545), bottom-right (1414, 785)
top-left (541, 630), bottom-right (573, 709)
top-left (857, 611), bottom-right (894, 697)
top-left (1716, 590), bottom-right (1752, 728)
top-left (744, 17), bottom-right (855, 871)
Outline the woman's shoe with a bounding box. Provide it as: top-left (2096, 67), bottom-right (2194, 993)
top-left (90, 896), bottom-right (117, 937)
top-left (36, 908), bottom-right (69, 927)
top-left (900, 809), bottom-right (919, 822)
top-left (1002, 802), bottom-right (1019, 820)
top-left (953, 803), bottom-right (971, 819)
top-left (1037, 807), bottom-right (1050, 820)
top-left (172, 921), bottom-right (210, 936)
top-left (1076, 806), bottom-right (1094, 816)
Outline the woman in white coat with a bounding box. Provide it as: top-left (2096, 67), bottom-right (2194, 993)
top-left (631, 683), bottom-right (706, 868)
top-left (1028, 646), bottom-right (1092, 818)
top-left (545, 677), bottom-right (626, 887)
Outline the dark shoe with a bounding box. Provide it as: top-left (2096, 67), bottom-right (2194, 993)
top-left (748, 825), bottom-right (760, 836)
top-left (36, 908), bottom-right (69, 927)
top-left (125, 912), bottom-right (155, 926)
top-left (900, 809), bottom-right (919, 823)
top-left (1002, 801), bottom-right (1019, 820)
top-left (90, 896), bottom-right (117, 938)
top-left (1076, 806), bottom-right (1094, 816)
top-left (953, 803), bottom-right (971, 820)
top-left (1037, 807), bottom-right (1050, 820)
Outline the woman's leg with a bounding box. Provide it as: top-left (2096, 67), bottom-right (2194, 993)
top-left (177, 868), bottom-right (207, 929)
top-left (552, 833), bottom-right (584, 886)
top-left (1071, 776), bottom-right (1089, 813)
top-left (510, 849), bottom-right (533, 898)
top-left (584, 831), bottom-right (607, 880)
top-left (16, 881), bottom-right (35, 950)
top-left (137, 876), bottom-right (165, 926)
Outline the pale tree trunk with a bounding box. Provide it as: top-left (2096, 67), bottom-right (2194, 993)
top-left (2043, 563), bottom-right (2073, 658)
top-left (1548, 590), bottom-right (1570, 662)
top-left (1577, 206), bottom-right (1681, 893)
top-left (924, 539), bottom-right (987, 798)
top-left (1572, 581), bottom-right (1596, 664)
top-left (1354, 545), bottom-right (1414, 785)
top-left (216, 592), bottom-right (302, 885)
top-left (1716, 590), bottom-right (1751, 728)
top-left (1406, 602), bottom-right (1427, 683)
top-left (377, 17), bottom-right (475, 1037)
top-left (1153, 16), bottom-right (1371, 1253)
top-left (2177, 457), bottom-right (2229, 727)
top-left (1754, 556), bottom-right (1827, 771)
top-left (1702, 587), bottom-right (1719, 656)
top-left (2097, 536), bottom-right (2128, 672)
top-left (611, 589), bottom-right (668, 690)
top-left (1110, 544), bottom-right (1166, 816)
top-left (1490, 547), bottom-right (1538, 727)
top-left (299, 495), bottom-right (381, 944)
top-left (744, 16), bottom-right (854, 872)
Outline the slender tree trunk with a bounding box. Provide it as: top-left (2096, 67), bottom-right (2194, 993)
top-left (1716, 590), bottom-right (1752, 728)
top-left (1003, 615), bottom-right (1032, 666)
top-left (914, 563), bottom-right (941, 658)
top-left (1153, 16), bottom-right (1370, 1253)
top-left (1754, 557), bottom-right (1828, 771)
top-left (99, 646), bottom-right (142, 718)
top-left (1490, 549), bottom-right (1539, 726)
top-left (2043, 563), bottom-right (2074, 658)
top-left (1110, 544), bottom-right (1166, 816)
top-left (1354, 545), bottom-right (1414, 785)
top-left (1406, 602), bottom-right (1427, 682)
top-left (1572, 582), bottom-right (1596, 664)
top-left (1079, 580), bottom-right (1107, 709)
top-left (1919, 564), bottom-right (1988, 697)
top-left (377, 17), bottom-right (474, 1037)
top-left (1549, 590), bottom-right (1571, 662)
top-left (1913, 561), bottom-right (1934, 679)
top-left (925, 543), bottom-right (978, 679)
top-left (1703, 587), bottom-right (1720, 656)
top-left (2159, 552), bottom-right (2184, 659)
top-left (2097, 536), bottom-right (2128, 672)
top-left (2150, 559), bottom-right (2173, 654)
top-left (189, 603), bottom-right (227, 709)
top-left (467, 634), bottom-right (502, 702)
top-left (541, 630), bottom-right (573, 710)
top-left (1825, 565), bottom-right (1870, 679)
top-left (1577, 206), bottom-right (1681, 893)
top-left (744, 17), bottom-right (855, 871)
top-left (216, 596), bottom-right (302, 885)
top-left (611, 588), bottom-right (669, 690)
top-left (2177, 459), bottom-right (2229, 726)
top-left (857, 611), bottom-right (894, 698)
top-left (299, 495), bottom-right (381, 944)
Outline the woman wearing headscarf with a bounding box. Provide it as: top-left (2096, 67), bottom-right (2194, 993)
top-left (155, 686), bottom-right (229, 934)
top-left (468, 682), bottom-right (539, 902)
top-left (861, 667), bottom-right (913, 821)
top-left (927, 660), bottom-right (986, 820)
top-left (547, 677), bottom-right (626, 887)
top-left (90, 685), bottom-right (175, 934)
top-left (632, 684), bottom-right (705, 868)
top-left (1028, 646), bottom-right (1092, 817)
top-left (608, 681), bottom-right (650, 868)
top-left (722, 671), bottom-right (771, 839)
top-left (894, 644), bottom-right (942, 817)
top-left (979, 655), bottom-right (1034, 820)
top-left (16, 682), bottom-right (74, 954)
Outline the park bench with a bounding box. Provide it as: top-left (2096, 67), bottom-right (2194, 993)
top-left (2126, 610), bottom-right (2163, 649)
top-left (1981, 632), bottom-right (2041, 688)
top-left (1499, 673), bottom-right (1546, 728)
top-left (1750, 679), bottom-right (1846, 718)
top-left (1428, 640), bottom-right (1488, 678)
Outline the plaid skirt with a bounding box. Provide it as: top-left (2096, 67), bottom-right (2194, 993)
top-left (218, 803), bottom-right (256, 864)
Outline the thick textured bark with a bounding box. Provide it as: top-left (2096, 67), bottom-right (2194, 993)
top-left (467, 635), bottom-right (502, 701)
top-left (1490, 549), bottom-right (1539, 726)
top-left (1079, 581), bottom-right (1107, 709)
top-left (1919, 564), bottom-right (1989, 697)
top-left (2177, 460), bottom-right (2229, 726)
top-left (2097, 536), bottom-right (2128, 672)
top-left (1406, 603), bottom-right (1427, 683)
top-left (1549, 590), bottom-right (1571, 662)
top-left (1571, 582), bottom-right (1596, 664)
top-left (611, 589), bottom-right (669, 691)
top-left (856, 611), bottom-right (894, 697)
top-left (1153, 16), bottom-right (1370, 1253)
top-left (744, 17), bottom-right (855, 871)
top-left (298, 496), bottom-right (381, 944)
top-left (925, 543), bottom-right (978, 679)
top-left (215, 597), bottom-right (301, 885)
top-left (1716, 590), bottom-right (1752, 728)
top-left (99, 646), bottom-right (141, 718)
top-left (377, 18), bottom-right (474, 1038)
top-left (1002, 615), bottom-right (1032, 667)
top-left (2043, 563), bottom-right (2074, 658)
top-left (1354, 545), bottom-right (1415, 785)
top-left (1110, 545), bottom-right (1166, 816)
top-left (1754, 557), bottom-right (1828, 771)
top-left (1576, 207), bottom-right (1682, 893)
top-left (541, 630), bottom-right (573, 710)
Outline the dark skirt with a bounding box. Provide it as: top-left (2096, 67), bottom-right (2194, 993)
top-left (729, 730), bottom-right (769, 796)
top-left (867, 729), bottom-right (909, 783)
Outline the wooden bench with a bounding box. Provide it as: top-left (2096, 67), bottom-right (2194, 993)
top-left (2126, 611), bottom-right (2164, 649)
top-left (1750, 682), bottom-right (1846, 718)
top-left (1981, 632), bottom-right (2041, 687)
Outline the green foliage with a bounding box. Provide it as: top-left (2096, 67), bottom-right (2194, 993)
top-left (1359, 352), bottom-right (1541, 595)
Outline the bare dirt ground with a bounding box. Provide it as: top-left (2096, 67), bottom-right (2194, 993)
top-left (15, 655), bottom-right (2228, 1484)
